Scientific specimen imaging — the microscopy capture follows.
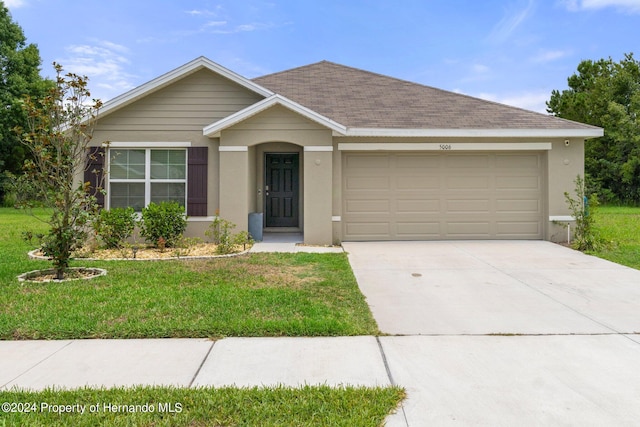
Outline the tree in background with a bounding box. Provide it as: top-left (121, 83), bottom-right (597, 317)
top-left (0, 1), bottom-right (53, 204)
top-left (547, 53), bottom-right (640, 204)
top-left (16, 63), bottom-right (103, 280)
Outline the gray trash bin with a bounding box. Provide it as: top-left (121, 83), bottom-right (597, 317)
top-left (248, 212), bottom-right (263, 241)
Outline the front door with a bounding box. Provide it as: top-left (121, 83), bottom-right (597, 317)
top-left (265, 153), bottom-right (299, 227)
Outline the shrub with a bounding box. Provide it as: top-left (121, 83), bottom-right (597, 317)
top-left (206, 217), bottom-right (253, 254)
top-left (564, 175), bottom-right (603, 251)
top-left (93, 207), bottom-right (137, 248)
top-left (140, 202), bottom-right (187, 248)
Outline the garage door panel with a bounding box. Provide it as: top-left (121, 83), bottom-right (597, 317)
top-left (342, 152), bottom-right (543, 240)
top-left (396, 199), bottom-right (440, 213)
top-left (344, 153), bottom-right (389, 168)
top-left (396, 175), bottom-right (440, 190)
top-left (496, 221), bottom-right (541, 237)
top-left (345, 199), bottom-right (390, 213)
top-left (495, 154), bottom-right (540, 168)
top-left (396, 154), bottom-right (440, 168)
top-left (345, 176), bottom-right (390, 190)
top-left (345, 221), bottom-right (391, 239)
top-left (496, 199), bottom-right (540, 213)
top-left (446, 222), bottom-right (491, 237)
top-left (446, 154), bottom-right (490, 168)
top-left (446, 176), bottom-right (490, 190)
top-left (396, 222), bottom-right (441, 237)
top-left (446, 199), bottom-right (491, 213)
top-left (495, 175), bottom-right (540, 190)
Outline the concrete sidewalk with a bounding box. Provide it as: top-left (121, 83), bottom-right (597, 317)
top-left (3, 335), bottom-right (640, 426)
top-left (0, 337), bottom-right (390, 391)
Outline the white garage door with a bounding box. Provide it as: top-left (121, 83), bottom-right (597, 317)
top-left (342, 152), bottom-right (544, 240)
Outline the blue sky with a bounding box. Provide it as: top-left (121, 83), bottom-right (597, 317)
top-left (6, 0), bottom-right (640, 113)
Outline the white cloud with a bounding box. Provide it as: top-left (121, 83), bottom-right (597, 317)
top-left (561, 0), bottom-right (640, 13)
top-left (185, 7), bottom-right (221, 16)
top-left (57, 40), bottom-right (137, 101)
top-left (531, 49), bottom-right (571, 63)
top-left (3, 0), bottom-right (27, 8)
top-left (472, 64), bottom-right (491, 73)
top-left (475, 90), bottom-right (552, 114)
top-left (488, 0), bottom-right (536, 43)
top-left (204, 20), bottom-right (227, 28)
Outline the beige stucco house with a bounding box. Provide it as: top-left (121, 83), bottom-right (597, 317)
top-left (87, 56), bottom-right (603, 245)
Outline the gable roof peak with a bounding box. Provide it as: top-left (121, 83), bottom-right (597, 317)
top-left (98, 56), bottom-right (273, 118)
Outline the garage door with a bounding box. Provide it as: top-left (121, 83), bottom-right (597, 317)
top-left (342, 152), bottom-right (543, 240)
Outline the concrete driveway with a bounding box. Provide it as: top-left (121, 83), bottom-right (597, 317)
top-left (343, 240), bottom-right (640, 336)
top-left (343, 241), bottom-right (640, 426)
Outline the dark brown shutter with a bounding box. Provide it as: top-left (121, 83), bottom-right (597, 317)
top-left (85, 147), bottom-right (105, 208)
top-left (187, 147), bottom-right (208, 216)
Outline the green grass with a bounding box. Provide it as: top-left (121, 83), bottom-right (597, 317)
top-left (0, 385), bottom-right (405, 426)
top-left (0, 208), bottom-right (378, 339)
top-left (590, 205), bottom-right (640, 269)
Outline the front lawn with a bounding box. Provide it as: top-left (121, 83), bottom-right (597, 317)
top-left (0, 208), bottom-right (378, 339)
top-left (591, 205), bottom-right (640, 270)
top-left (0, 385), bottom-right (405, 426)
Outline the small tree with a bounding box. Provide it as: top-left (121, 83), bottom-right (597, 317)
top-left (16, 63), bottom-right (103, 279)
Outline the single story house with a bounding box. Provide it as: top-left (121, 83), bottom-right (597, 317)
top-left (86, 57), bottom-right (603, 245)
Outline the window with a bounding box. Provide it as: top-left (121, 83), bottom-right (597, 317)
top-left (109, 148), bottom-right (186, 211)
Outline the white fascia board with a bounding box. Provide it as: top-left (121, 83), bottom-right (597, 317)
top-left (203, 94), bottom-right (347, 137)
top-left (219, 146), bottom-right (248, 152)
top-left (549, 215), bottom-right (575, 222)
top-left (344, 128), bottom-right (604, 138)
top-left (338, 142), bottom-right (552, 151)
top-left (98, 57), bottom-right (273, 118)
top-left (303, 146), bottom-right (333, 152)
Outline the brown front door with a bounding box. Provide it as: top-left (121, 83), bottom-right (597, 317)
top-left (265, 153), bottom-right (299, 227)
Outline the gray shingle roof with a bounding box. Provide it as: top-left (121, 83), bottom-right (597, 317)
top-left (253, 61), bottom-right (598, 130)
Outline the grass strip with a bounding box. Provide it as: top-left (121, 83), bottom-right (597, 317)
top-left (0, 385), bottom-right (405, 426)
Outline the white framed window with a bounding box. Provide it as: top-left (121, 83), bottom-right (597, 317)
top-left (108, 148), bottom-right (187, 211)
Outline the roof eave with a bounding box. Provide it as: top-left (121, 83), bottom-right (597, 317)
top-left (98, 56), bottom-right (274, 118)
top-left (203, 94), bottom-right (347, 137)
top-left (338, 128), bottom-right (604, 139)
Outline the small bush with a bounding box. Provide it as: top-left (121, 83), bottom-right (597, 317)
top-left (564, 175), bottom-right (603, 251)
top-left (93, 207), bottom-right (137, 248)
top-left (140, 202), bottom-right (187, 248)
top-left (206, 216), bottom-right (253, 254)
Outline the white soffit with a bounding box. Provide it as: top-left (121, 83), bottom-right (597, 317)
top-left (341, 128), bottom-right (604, 138)
top-left (203, 94), bottom-right (347, 137)
top-left (98, 57), bottom-right (273, 118)
top-left (338, 142), bottom-right (553, 151)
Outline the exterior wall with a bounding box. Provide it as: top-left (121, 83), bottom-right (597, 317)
top-left (546, 138), bottom-right (585, 242)
top-left (304, 148), bottom-right (333, 245)
top-left (332, 141), bottom-right (342, 244)
top-left (219, 149), bottom-right (249, 232)
top-left (88, 68), bottom-right (265, 239)
top-left (221, 105), bottom-right (332, 147)
top-left (219, 105), bottom-right (333, 243)
top-left (96, 69), bottom-right (263, 132)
